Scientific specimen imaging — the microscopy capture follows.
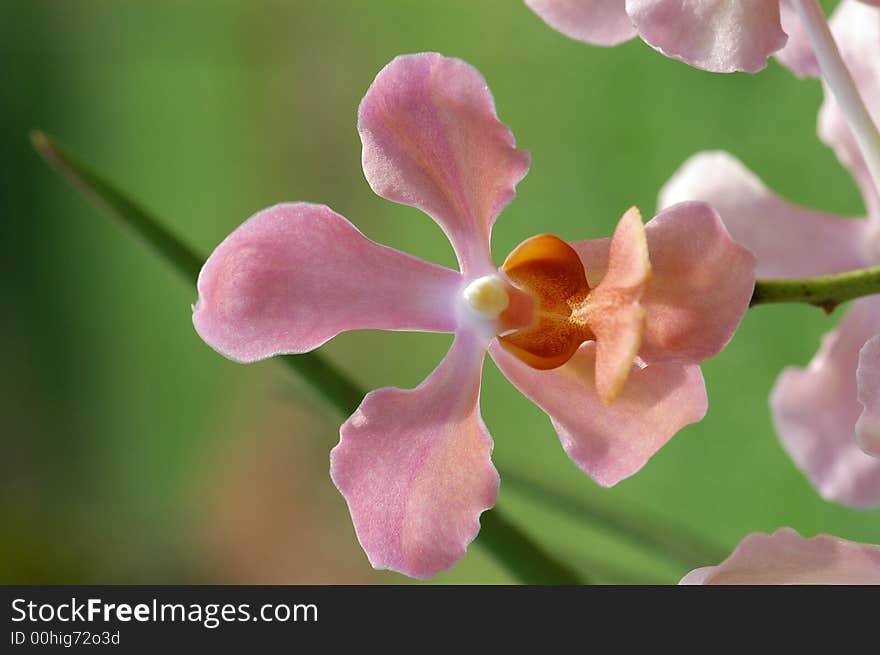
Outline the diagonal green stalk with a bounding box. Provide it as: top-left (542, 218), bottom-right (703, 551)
top-left (29, 131), bottom-right (204, 284)
top-left (502, 470), bottom-right (727, 568)
top-left (31, 130), bottom-right (585, 585)
top-left (477, 510), bottom-right (583, 584)
top-left (30, 130), bottom-right (362, 417)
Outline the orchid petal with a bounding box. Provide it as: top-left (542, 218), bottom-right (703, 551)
top-left (193, 203), bottom-right (461, 362)
top-left (491, 342), bottom-right (707, 487)
top-left (659, 151), bottom-right (870, 277)
top-left (358, 53), bottom-right (530, 276)
top-left (818, 0), bottom-right (880, 221)
top-left (775, 0), bottom-right (820, 78)
top-left (625, 0), bottom-right (787, 73)
top-left (680, 528), bottom-right (880, 584)
top-left (579, 207), bottom-right (650, 404)
top-left (856, 335), bottom-right (880, 457)
top-left (772, 297), bottom-right (880, 508)
top-left (573, 202), bottom-right (756, 366)
top-left (330, 333), bottom-right (498, 579)
top-left (524, 0), bottom-right (637, 46)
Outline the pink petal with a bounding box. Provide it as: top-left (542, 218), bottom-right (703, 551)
top-left (491, 341), bottom-right (707, 487)
top-left (358, 53), bottom-right (530, 276)
top-left (579, 207), bottom-right (649, 404)
top-left (775, 0), bottom-right (820, 78)
top-left (625, 0), bottom-right (787, 73)
top-left (524, 0), bottom-right (637, 46)
top-left (818, 0), bottom-right (880, 221)
top-left (856, 335), bottom-right (880, 457)
top-left (772, 297), bottom-right (880, 508)
top-left (330, 333), bottom-right (498, 579)
top-left (193, 203), bottom-right (461, 363)
top-left (659, 151), bottom-right (870, 277)
top-left (680, 528), bottom-right (880, 584)
top-left (573, 202), bottom-right (756, 366)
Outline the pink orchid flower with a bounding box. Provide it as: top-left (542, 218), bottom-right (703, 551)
top-left (681, 528), bottom-right (880, 584)
top-left (525, 0), bottom-right (880, 74)
top-left (192, 52), bottom-right (755, 579)
top-left (659, 0), bottom-right (880, 507)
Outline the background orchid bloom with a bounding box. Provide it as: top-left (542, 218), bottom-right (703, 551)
top-left (857, 336), bottom-right (880, 457)
top-left (658, 0), bottom-right (880, 507)
top-left (680, 527), bottom-right (880, 584)
top-left (524, 0), bottom-right (880, 74)
top-left (192, 52), bottom-right (755, 579)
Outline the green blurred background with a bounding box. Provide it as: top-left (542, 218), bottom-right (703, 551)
top-left (3, 0), bottom-right (875, 584)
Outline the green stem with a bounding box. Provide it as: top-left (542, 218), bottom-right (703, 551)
top-left (503, 470), bottom-right (726, 568)
top-left (750, 266), bottom-right (880, 312)
top-left (32, 130), bottom-right (365, 416)
top-left (277, 355), bottom-right (366, 417)
top-left (30, 131), bottom-right (204, 283)
top-left (477, 509), bottom-right (585, 584)
top-left (31, 130), bottom-right (583, 585)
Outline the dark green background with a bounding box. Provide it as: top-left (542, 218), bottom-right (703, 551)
top-left (3, 0), bottom-right (874, 584)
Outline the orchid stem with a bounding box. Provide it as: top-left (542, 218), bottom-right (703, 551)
top-left (477, 509), bottom-right (585, 584)
top-left (751, 265), bottom-right (880, 312)
top-left (30, 130), bottom-right (360, 415)
top-left (795, 0), bottom-right (880, 200)
top-left (30, 129), bottom-right (586, 585)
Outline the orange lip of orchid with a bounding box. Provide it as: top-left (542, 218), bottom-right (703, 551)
top-left (497, 207), bottom-right (653, 407)
top-left (498, 233), bottom-right (596, 370)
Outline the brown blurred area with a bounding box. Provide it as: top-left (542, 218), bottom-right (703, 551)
top-left (185, 383), bottom-right (390, 584)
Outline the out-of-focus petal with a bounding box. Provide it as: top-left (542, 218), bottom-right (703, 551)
top-left (818, 0), bottom-right (880, 220)
top-left (659, 151), bottom-right (870, 277)
top-left (856, 335), bottom-right (880, 457)
top-left (772, 296), bottom-right (880, 508)
top-left (358, 53), bottom-right (530, 276)
top-left (524, 0), bottom-right (637, 46)
top-left (193, 203), bottom-right (461, 362)
top-left (491, 341), bottom-right (707, 487)
top-left (330, 332), bottom-right (498, 579)
top-left (775, 0), bottom-right (820, 78)
top-left (625, 0), bottom-right (787, 73)
top-left (573, 202), bottom-right (756, 366)
top-left (578, 207), bottom-right (649, 404)
top-left (680, 528), bottom-right (880, 584)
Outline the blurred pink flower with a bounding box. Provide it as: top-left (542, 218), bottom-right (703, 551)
top-left (193, 52), bottom-right (755, 579)
top-left (659, 1), bottom-right (880, 506)
top-left (680, 528), bottom-right (880, 584)
top-left (525, 0), bottom-right (880, 74)
top-left (857, 336), bottom-right (880, 457)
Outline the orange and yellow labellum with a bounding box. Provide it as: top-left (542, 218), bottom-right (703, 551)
top-left (498, 233), bottom-right (595, 369)
top-left (496, 208), bottom-right (651, 405)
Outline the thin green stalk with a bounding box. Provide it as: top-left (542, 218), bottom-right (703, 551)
top-left (30, 131), bottom-right (203, 283)
top-left (31, 131), bottom-right (363, 416)
top-left (750, 266), bottom-right (880, 313)
top-left (277, 355), bottom-right (365, 417)
top-left (31, 130), bottom-right (584, 585)
top-left (477, 509), bottom-right (584, 584)
top-left (503, 470), bottom-right (726, 568)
